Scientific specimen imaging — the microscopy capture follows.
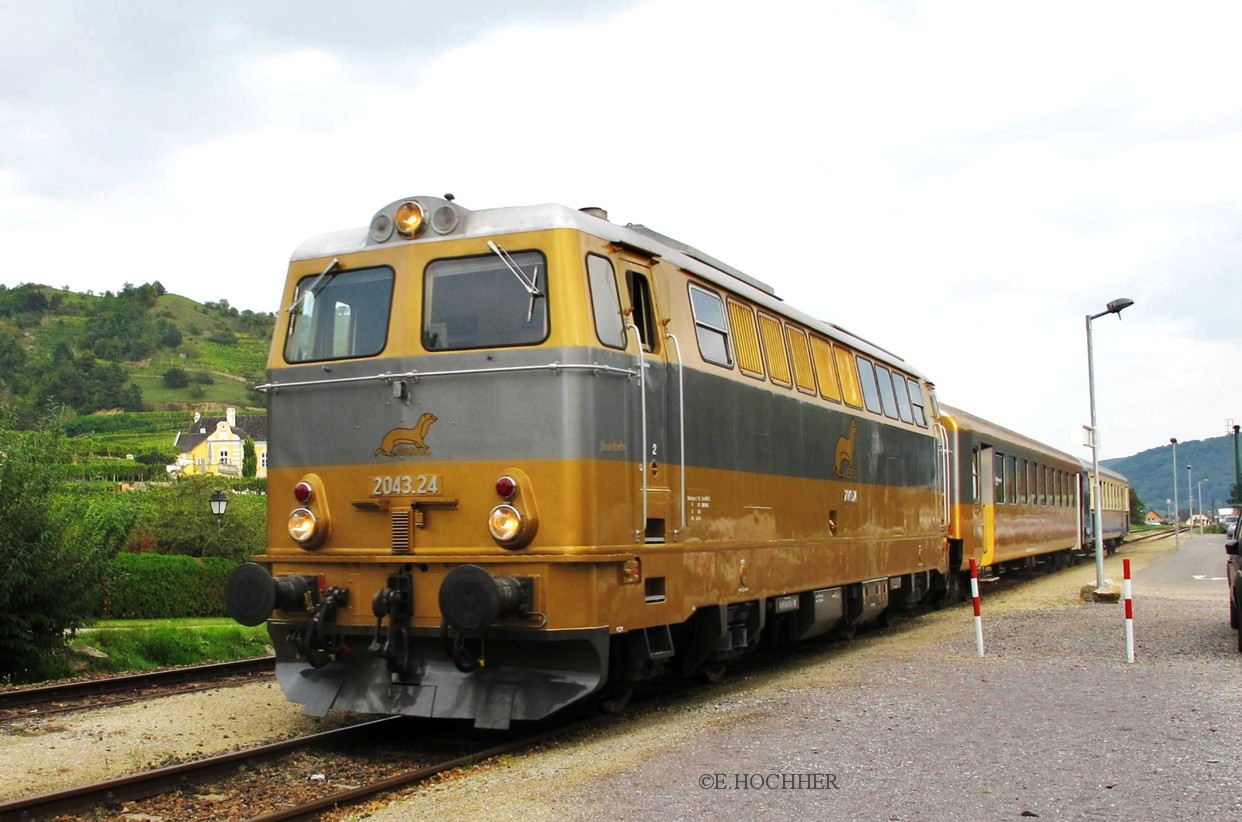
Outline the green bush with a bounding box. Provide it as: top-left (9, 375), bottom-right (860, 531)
top-left (104, 553), bottom-right (236, 619)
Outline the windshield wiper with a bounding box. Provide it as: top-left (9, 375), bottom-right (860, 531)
top-left (488, 241), bottom-right (543, 322)
top-left (287, 258), bottom-right (340, 315)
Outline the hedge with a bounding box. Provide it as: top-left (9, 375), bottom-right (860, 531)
top-left (103, 553), bottom-right (237, 619)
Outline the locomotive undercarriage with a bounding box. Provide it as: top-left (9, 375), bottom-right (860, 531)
top-left (267, 620), bottom-right (610, 730)
top-left (260, 566), bottom-right (948, 729)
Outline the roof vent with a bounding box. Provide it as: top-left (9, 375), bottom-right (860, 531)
top-left (579, 207), bottom-right (608, 221)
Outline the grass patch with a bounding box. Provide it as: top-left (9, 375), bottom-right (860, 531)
top-left (69, 621), bottom-right (271, 674)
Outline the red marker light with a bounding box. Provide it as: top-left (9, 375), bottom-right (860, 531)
top-left (294, 482), bottom-right (313, 503)
top-left (496, 476), bottom-right (517, 499)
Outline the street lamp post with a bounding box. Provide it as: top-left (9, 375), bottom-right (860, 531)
top-left (1199, 479), bottom-right (1210, 534)
top-left (1171, 438), bottom-right (1180, 548)
top-left (1233, 424), bottom-right (1241, 505)
top-left (210, 490), bottom-right (229, 532)
top-left (1187, 465), bottom-right (1193, 534)
top-left (1086, 297), bottom-right (1134, 590)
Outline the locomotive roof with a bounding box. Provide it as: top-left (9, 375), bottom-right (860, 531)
top-left (291, 199), bottom-right (925, 378)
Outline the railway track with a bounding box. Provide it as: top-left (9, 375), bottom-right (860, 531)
top-left (0, 712), bottom-right (593, 821)
top-left (0, 656), bottom-right (274, 722)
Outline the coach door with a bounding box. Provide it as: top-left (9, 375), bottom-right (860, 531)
top-left (978, 445), bottom-right (997, 566)
top-left (620, 258), bottom-right (674, 543)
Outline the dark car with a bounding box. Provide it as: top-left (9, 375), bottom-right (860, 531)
top-left (1227, 519), bottom-right (1242, 652)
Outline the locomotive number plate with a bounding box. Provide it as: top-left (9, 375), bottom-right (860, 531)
top-left (370, 474), bottom-right (442, 496)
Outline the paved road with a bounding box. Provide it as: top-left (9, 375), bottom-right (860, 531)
top-left (1133, 531), bottom-right (1230, 600)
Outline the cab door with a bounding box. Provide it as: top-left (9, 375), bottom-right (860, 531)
top-left (618, 257), bottom-right (673, 543)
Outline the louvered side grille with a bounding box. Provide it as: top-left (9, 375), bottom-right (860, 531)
top-left (391, 509), bottom-right (411, 554)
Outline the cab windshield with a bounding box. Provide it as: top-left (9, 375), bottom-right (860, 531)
top-left (423, 250), bottom-right (548, 350)
top-left (284, 266), bottom-right (394, 362)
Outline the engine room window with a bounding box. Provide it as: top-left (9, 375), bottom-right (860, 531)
top-left (424, 250), bottom-right (548, 350)
top-left (284, 265), bottom-right (394, 363)
top-left (727, 299), bottom-right (765, 378)
top-left (758, 313), bottom-right (791, 387)
top-left (906, 378), bottom-right (927, 427)
top-left (689, 284), bottom-right (732, 367)
top-left (874, 364), bottom-right (900, 420)
top-left (854, 355), bottom-right (883, 415)
top-left (835, 346), bottom-right (864, 408)
top-left (587, 254), bottom-right (625, 349)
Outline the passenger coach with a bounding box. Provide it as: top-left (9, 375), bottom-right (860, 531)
top-left (225, 195), bottom-right (952, 727)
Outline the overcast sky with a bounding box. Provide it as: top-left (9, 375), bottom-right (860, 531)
top-left (2, 0), bottom-right (1239, 460)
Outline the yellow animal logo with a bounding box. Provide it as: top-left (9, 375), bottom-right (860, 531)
top-left (834, 420), bottom-right (857, 479)
top-left (376, 413), bottom-right (438, 457)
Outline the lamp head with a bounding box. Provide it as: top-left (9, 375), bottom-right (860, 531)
top-left (1106, 297), bottom-right (1134, 316)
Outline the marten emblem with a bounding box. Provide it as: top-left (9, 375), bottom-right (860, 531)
top-left (376, 413), bottom-right (438, 457)
top-left (834, 420), bottom-right (857, 479)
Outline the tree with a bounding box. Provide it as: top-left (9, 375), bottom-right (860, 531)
top-left (0, 419), bottom-right (135, 682)
top-left (1129, 487), bottom-right (1146, 525)
top-left (242, 438), bottom-right (256, 478)
top-left (133, 476), bottom-right (265, 562)
top-left (162, 367), bottom-right (190, 388)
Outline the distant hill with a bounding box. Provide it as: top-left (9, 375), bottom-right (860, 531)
top-left (1104, 435), bottom-right (1241, 519)
top-left (0, 281), bottom-right (274, 465)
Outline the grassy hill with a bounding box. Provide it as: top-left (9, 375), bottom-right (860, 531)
top-left (0, 282), bottom-right (274, 464)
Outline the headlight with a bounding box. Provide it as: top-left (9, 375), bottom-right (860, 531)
top-left (288, 507), bottom-right (319, 545)
top-left (488, 504), bottom-right (523, 544)
top-left (394, 200), bottom-right (426, 237)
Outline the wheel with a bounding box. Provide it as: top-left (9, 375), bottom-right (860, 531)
top-left (700, 662), bottom-right (727, 684)
top-left (598, 684), bottom-right (633, 714)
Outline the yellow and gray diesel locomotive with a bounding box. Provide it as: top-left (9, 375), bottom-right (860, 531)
top-left (224, 194), bottom-right (952, 727)
top-left (224, 194), bottom-right (1129, 728)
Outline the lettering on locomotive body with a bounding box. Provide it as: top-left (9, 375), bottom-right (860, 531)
top-left (687, 493), bottom-right (712, 524)
top-left (834, 419), bottom-right (858, 479)
top-left (375, 413), bottom-right (438, 457)
top-left (370, 474), bottom-right (442, 496)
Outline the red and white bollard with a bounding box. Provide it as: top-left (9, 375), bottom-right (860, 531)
top-left (1123, 558), bottom-right (1135, 663)
top-left (970, 558), bottom-right (984, 657)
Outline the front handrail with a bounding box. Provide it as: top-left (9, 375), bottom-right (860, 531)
top-left (256, 361), bottom-right (637, 393)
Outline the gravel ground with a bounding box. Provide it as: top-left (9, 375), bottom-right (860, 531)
top-left (346, 534), bottom-right (1242, 822)
top-left (0, 681), bottom-right (356, 803)
top-left (4, 533), bottom-right (1237, 822)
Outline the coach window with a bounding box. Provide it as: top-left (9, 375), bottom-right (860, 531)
top-left (854, 356), bottom-right (883, 415)
top-left (994, 452), bottom-right (1005, 505)
top-left (758, 313), bottom-right (792, 387)
top-left (1039, 465), bottom-right (1047, 506)
top-left (587, 254), bottom-right (625, 349)
top-left (906, 379), bottom-right (928, 427)
top-left (627, 270), bottom-right (658, 353)
top-left (971, 448), bottom-right (979, 502)
top-left (688, 284), bottom-right (732, 367)
top-left (1018, 458), bottom-right (1028, 504)
top-left (874, 364), bottom-right (900, 420)
top-left (285, 265), bottom-right (394, 362)
top-left (1009, 456), bottom-right (1018, 504)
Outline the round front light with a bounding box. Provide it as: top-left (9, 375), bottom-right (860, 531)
top-left (488, 504), bottom-right (523, 544)
top-left (394, 200), bottom-right (426, 237)
top-left (288, 507), bottom-right (319, 545)
top-left (368, 212), bottom-right (394, 243)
